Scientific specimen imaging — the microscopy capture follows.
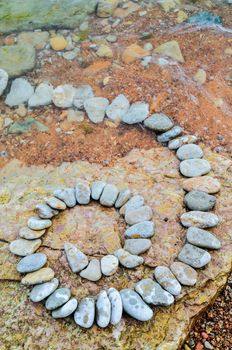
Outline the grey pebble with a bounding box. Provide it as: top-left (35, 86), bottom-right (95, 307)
top-left (114, 248), bottom-right (144, 268)
top-left (91, 181), bottom-right (106, 200)
top-left (170, 261), bottom-right (197, 286)
top-left (0, 68), bottom-right (8, 96)
top-left (45, 287), bottom-right (71, 310)
top-left (115, 188), bottom-right (131, 208)
top-left (178, 243), bottom-right (211, 268)
top-left (106, 94), bottom-right (130, 122)
top-left (125, 205), bottom-right (153, 225)
top-left (27, 216), bottom-right (52, 230)
top-left (124, 221), bottom-right (155, 239)
top-left (100, 255), bottom-right (119, 276)
top-left (108, 288), bottom-right (123, 325)
top-left (100, 183), bottom-right (119, 207)
top-left (144, 113), bottom-right (174, 132)
top-left (124, 239), bottom-right (151, 255)
top-left (30, 278), bottom-right (59, 302)
top-left (120, 289), bottom-right (153, 321)
top-left (52, 84), bottom-right (76, 108)
top-left (28, 83), bottom-right (53, 107)
top-left (180, 211), bottom-right (219, 228)
top-left (135, 278), bottom-right (174, 306)
top-left (154, 266), bottom-right (182, 296)
top-left (74, 297), bottom-right (95, 328)
top-left (96, 290), bottom-right (111, 328)
top-left (120, 195), bottom-right (144, 216)
top-left (84, 97), bottom-right (109, 123)
top-left (52, 298), bottom-right (78, 318)
top-left (9, 238), bottom-right (41, 256)
top-left (180, 159), bottom-right (211, 177)
top-left (36, 203), bottom-right (59, 219)
top-left (184, 191), bottom-right (216, 211)
top-left (186, 227), bottom-right (221, 249)
top-left (168, 135), bottom-right (198, 150)
top-left (157, 126), bottom-right (183, 143)
top-left (17, 253), bottom-right (47, 273)
top-left (53, 188), bottom-right (76, 207)
top-left (64, 242), bottom-right (88, 273)
top-left (122, 102), bottom-right (149, 124)
top-left (19, 226), bottom-right (45, 240)
top-left (73, 85), bottom-right (94, 109)
top-left (75, 182), bottom-right (91, 204)
top-left (176, 144), bottom-right (203, 160)
top-left (80, 259), bottom-right (102, 281)
top-left (5, 78), bottom-right (34, 107)
top-left (45, 196), bottom-right (67, 210)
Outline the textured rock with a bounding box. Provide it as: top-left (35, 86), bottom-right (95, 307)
top-left (183, 176), bottom-right (221, 194)
top-left (122, 44), bottom-right (149, 64)
top-left (74, 297), bottom-right (95, 328)
top-left (135, 278), bottom-right (174, 306)
top-left (106, 94), bottom-right (130, 122)
top-left (168, 135), bottom-right (198, 150)
top-left (170, 262), bottom-right (197, 286)
top-left (53, 188), bottom-right (76, 207)
top-left (180, 211), bottom-right (219, 228)
top-left (122, 102), bottom-right (149, 124)
top-left (0, 69), bottom-right (8, 96)
top-left (108, 288), bottom-right (122, 325)
top-left (180, 159), bottom-right (211, 177)
top-left (96, 44), bottom-right (113, 58)
top-left (73, 85), bottom-right (94, 109)
top-left (45, 197), bottom-right (67, 210)
top-left (64, 242), bottom-right (88, 273)
top-left (52, 85), bottom-right (76, 108)
top-left (154, 266), bottom-right (182, 296)
top-left (80, 259), bottom-right (102, 281)
top-left (75, 182), bottom-right (91, 204)
top-left (154, 40), bottom-right (184, 63)
top-left (52, 298), bottom-right (78, 318)
top-left (115, 188), bottom-right (131, 208)
top-left (157, 126), bottom-right (183, 143)
top-left (91, 181), bottom-right (106, 200)
top-left (101, 255), bottom-right (119, 276)
top-left (7, 117), bottom-right (48, 134)
top-left (124, 239), bottom-right (151, 255)
top-left (186, 227), bottom-right (221, 250)
top-left (124, 221), bottom-right (155, 238)
top-left (178, 244), bottom-right (211, 268)
top-left (27, 216), bottom-right (52, 230)
top-left (100, 184), bottom-right (119, 207)
top-left (84, 97), bottom-right (109, 123)
top-left (46, 288), bottom-right (71, 310)
top-left (120, 289), bottom-right (153, 321)
top-left (97, 0), bottom-right (119, 17)
top-left (36, 203), bottom-right (59, 219)
top-left (120, 195), bottom-right (144, 215)
top-left (184, 191), bottom-right (216, 211)
top-left (21, 267), bottom-right (54, 285)
top-left (9, 239), bottom-right (41, 256)
top-left (114, 248), bottom-right (144, 268)
top-left (5, 78), bottom-right (34, 107)
top-left (177, 144), bottom-right (204, 160)
top-left (125, 206), bottom-right (153, 225)
top-left (17, 253), bottom-right (47, 273)
top-left (144, 113), bottom-right (174, 132)
top-left (17, 31), bottom-right (49, 49)
top-left (96, 290), bottom-right (111, 328)
top-left (19, 227), bottom-right (45, 240)
top-left (30, 278), bottom-right (59, 302)
top-left (28, 83), bottom-right (53, 107)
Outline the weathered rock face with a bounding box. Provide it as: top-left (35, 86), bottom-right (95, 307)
top-left (0, 148), bottom-right (231, 349)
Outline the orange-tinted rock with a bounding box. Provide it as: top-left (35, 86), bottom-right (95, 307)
top-left (122, 44), bottom-right (149, 64)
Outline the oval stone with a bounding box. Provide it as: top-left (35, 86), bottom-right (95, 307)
top-left (53, 188), bottom-right (76, 207)
top-left (100, 255), bottom-right (119, 276)
top-left (176, 144), bottom-right (203, 160)
top-left (91, 181), bottom-right (106, 200)
top-left (45, 287), bottom-right (71, 310)
top-left (19, 227), bottom-right (45, 240)
top-left (36, 203), bottom-right (59, 219)
top-left (108, 288), bottom-right (123, 325)
top-left (144, 113), bottom-right (174, 132)
top-left (180, 159), bottom-right (211, 177)
top-left (154, 266), bottom-right (182, 296)
top-left (122, 102), bottom-right (149, 124)
top-left (178, 243), bottom-right (211, 268)
top-left (125, 206), bottom-right (153, 225)
top-left (75, 182), bottom-right (91, 204)
top-left (9, 238), bottom-right (41, 256)
top-left (120, 195), bottom-right (144, 216)
top-left (52, 298), bottom-right (78, 318)
top-left (183, 176), bottom-right (221, 194)
top-left (168, 135), bottom-right (198, 150)
top-left (114, 248), bottom-right (144, 268)
top-left (45, 197), bottom-right (67, 210)
top-left (30, 278), bottom-right (59, 302)
top-left (124, 239), bottom-right (151, 255)
top-left (96, 291), bottom-right (111, 328)
top-left (100, 184), bottom-right (119, 207)
top-left (120, 289), bottom-right (153, 321)
top-left (27, 216), bottom-right (52, 230)
top-left (17, 253), bottom-right (47, 273)
top-left (84, 97), bottom-right (109, 123)
top-left (115, 189), bottom-right (132, 208)
top-left (157, 126), bottom-right (183, 143)
top-left (184, 191), bottom-right (216, 211)
top-left (106, 94), bottom-right (130, 122)
top-left (180, 211), bottom-right (219, 228)
top-left (124, 221), bottom-right (155, 239)
top-left (21, 267), bottom-right (54, 285)
top-left (186, 227), bottom-right (221, 250)
top-left (64, 242), bottom-right (88, 273)
top-left (170, 262), bottom-right (197, 286)
top-left (74, 297), bottom-right (95, 328)
top-left (135, 278), bottom-right (174, 306)
top-left (80, 259), bottom-right (102, 281)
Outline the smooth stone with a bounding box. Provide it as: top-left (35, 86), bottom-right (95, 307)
top-left (106, 94), bottom-right (130, 122)
top-left (91, 181), bottom-right (106, 200)
top-left (186, 227), bottom-right (221, 250)
top-left (0, 69), bottom-right (8, 96)
top-left (52, 84), bottom-right (76, 108)
top-left (30, 278), bottom-right (59, 302)
top-left (176, 144), bottom-right (203, 160)
top-left (27, 216), bottom-right (52, 230)
top-left (183, 176), bottom-right (221, 194)
top-left (120, 289), bottom-right (153, 321)
top-left (135, 278), bottom-right (174, 306)
top-left (115, 189), bottom-right (131, 208)
top-left (184, 191), bottom-right (216, 211)
top-left (17, 253), bottom-right (47, 273)
top-left (5, 78), bottom-right (34, 107)
top-left (144, 113), bottom-right (174, 132)
top-left (28, 83), bottom-right (53, 107)
top-left (74, 297), bottom-right (95, 328)
top-left (75, 182), bottom-right (91, 204)
top-left (53, 188), bottom-right (76, 207)
top-left (96, 290), bottom-right (111, 328)
top-left (19, 226), bottom-right (45, 240)
top-left (80, 259), bottom-right (102, 281)
top-left (124, 221), bottom-right (155, 239)
top-left (178, 243), bottom-right (211, 268)
top-left (84, 97), bottom-right (109, 123)
top-left (52, 298), bottom-right (78, 318)
top-left (114, 248), bottom-right (144, 268)
top-left (125, 206), bottom-right (153, 225)
top-left (45, 287), bottom-right (71, 310)
top-left (154, 266), bottom-right (182, 296)
top-left (124, 239), bottom-right (151, 255)
top-left (122, 102), bottom-right (149, 124)
top-left (180, 211), bottom-right (219, 228)
top-left (108, 288), bottom-right (123, 325)
top-left (157, 126), bottom-right (183, 143)
top-left (180, 159), bottom-right (211, 177)
top-left (170, 262), bottom-right (197, 286)
top-left (168, 135), bottom-right (198, 150)
top-left (9, 238), bottom-right (41, 256)
top-left (45, 197), bottom-right (67, 210)
top-left (120, 195), bottom-right (144, 216)
top-left (21, 267), bottom-right (54, 285)
top-left (101, 255), bottom-right (119, 276)
top-left (100, 183), bottom-right (119, 207)
top-left (73, 85), bottom-right (94, 109)
top-left (36, 203), bottom-right (59, 219)
top-left (64, 242), bottom-right (88, 273)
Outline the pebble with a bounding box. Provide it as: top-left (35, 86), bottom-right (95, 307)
top-left (182, 176), bottom-right (221, 194)
top-left (204, 341), bottom-right (214, 350)
top-left (64, 242), bottom-right (88, 273)
top-left (115, 188), bottom-right (131, 208)
top-left (21, 267), bottom-right (55, 285)
top-left (96, 44), bottom-right (113, 58)
top-left (30, 278), bottom-right (59, 302)
top-left (28, 83), bottom-right (53, 107)
top-left (114, 248), bottom-right (144, 268)
top-left (100, 255), bottom-right (119, 276)
top-left (178, 243), bottom-right (211, 268)
top-left (91, 181), bottom-right (106, 200)
top-left (154, 40), bottom-right (184, 63)
top-left (52, 84), bottom-right (76, 108)
top-left (144, 42), bottom-right (153, 51)
top-left (62, 50), bottom-right (79, 60)
top-left (120, 195), bottom-right (144, 215)
top-left (168, 135), bottom-right (198, 150)
top-left (157, 126), bottom-right (183, 143)
top-left (80, 259), bottom-right (102, 281)
top-left (19, 226), bottom-right (45, 240)
top-left (67, 109), bottom-right (84, 122)
top-left (73, 85), bottom-right (94, 109)
top-left (186, 227), bottom-right (221, 249)
top-left (144, 113), bottom-right (174, 132)
top-left (9, 238), bottom-right (41, 256)
top-left (154, 266), bottom-right (182, 296)
top-left (5, 78), bottom-right (34, 107)
top-left (108, 288), bottom-right (123, 325)
top-left (180, 159), bottom-right (211, 177)
top-left (74, 297), bottom-right (95, 328)
top-left (106, 94), bottom-right (130, 122)
top-left (135, 278), bottom-right (174, 306)
top-left (177, 144), bottom-right (204, 160)
top-left (45, 287), bottom-right (71, 310)
top-left (124, 239), bottom-right (151, 255)
top-left (170, 262), bottom-right (197, 286)
top-left (184, 191), bottom-right (216, 211)
top-left (124, 221), bottom-right (155, 239)
top-left (50, 36), bottom-right (67, 51)
top-left (0, 68), bottom-right (8, 96)
top-left (84, 97), bottom-right (109, 123)
top-left (120, 289), bottom-right (153, 321)
top-left (180, 211), bottom-right (219, 228)
top-left (52, 298), bottom-right (78, 318)
top-left (75, 182), bottom-right (91, 204)
top-left (17, 253), bottom-right (47, 273)
top-left (27, 216), bottom-right (52, 230)
top-left (125, 205), bottom-right (153, 225)
top-left (45, 197), bottom-right (67, 210)
top-left (97, 0), bottom-right (119, 17)
top-left (53, 188), bottom-right (76, 207)
top-left (36, 203), bottom-right (59, 219)
top-left (106, 34), bottom-right (117, 43)
top-left (122, 102), bottom-right (149, 124)
top-left (96, 290), bottom-right (111, 328)
top-left (100, 183), bottom-right (119, 207)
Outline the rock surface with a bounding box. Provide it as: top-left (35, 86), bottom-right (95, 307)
top-left (135, 278), bottom-right (174, 306)
top-left (120, 289), bottom-right (153, 321)
top-left (5, 78), bottom-right (34, 107)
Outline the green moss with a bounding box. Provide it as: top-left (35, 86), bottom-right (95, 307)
top-left (79, 123), bottom-right (93, 135)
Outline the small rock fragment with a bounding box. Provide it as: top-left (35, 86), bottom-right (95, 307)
top-left (168, 135), bottom-right (198, 150)
top-left (84, 97), bottom-right (109, 123)
top-left (125, 206), bottom-right (153, 225)
top-left (180, 159), bottom-right (211, 177)
top-left (193, 69), bottom-right (207, 85)
top-left (50, 36), bottom-right (67, 51)
top-left (100, 183), bottom-right (119, 207)
top-left (155, 40), bottom-right (184, 63)
top-left (120, 195), bottom-right (144, 216)
top-left (135, 278), bottom-right (174, 306)
top-left (45, 197), bottom-right (67, 210)
top-left (52, 84), bottom-right (76, 108)
top-left (124, 221), bottom-right (155, 238)
top-left (52, 298), bottom-right (78, 318)
top-left (5, 78), bottom-right (34, 107)
top-left (115, 188), bottom-right (131, 208)
top-left (91, 181), bottom-right (106, 200)
top-left (122, 44), bottom-right (149, 64)
top-left (19, 227), bottom-right (45, 240)
top-left (27, 216), bottom-right (52, 230)
top-left (73, 85), bottom-right (94, 109)
top-left (122, 102), bottom-right (149, 124)
top-left (124, 239), bottom-right (151, 255)
top-left (0, 69), bottom-right (8, 96)
top-left (75, 182), bottom-right (91, 204)
top-left (180, 211), bottom-right (219, 228)
top-left (97, 0), bottom-right (119, 17)
top-left (36, 203), bottom-right (59, 219)
top-left (182, 176), bottom-right (221, 194)
top-left (177, 144), bottom-right (204, 160)
top-left (54, 188), bottom-right (76, 207)
top-left (28, 83), bottom-right (53, 107)
top-left (184, 191), bottom-right (216, 211)
top-left (157, 126), bottom-right (183, 143)
top-left (106, 94), bottom-right (130, 122)
top-left (186, 227), bottom-right (221, 249)
top-left (114, 248), bottom-right (144, 268)
top-left (144, 113), bottom-right (174, 132)
top-left (17, 253), bottom-right (47, 273)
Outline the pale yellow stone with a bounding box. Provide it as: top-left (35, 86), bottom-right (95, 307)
top-left (21, 267), bottom-right (55, 285)
top-left (122, 44), bottom-right (149, 64)
top-left (193, 69), bottom-right (207, 85)
top-left (0, 187), bottom-right (11, 204)
top-left (154, 40), bottom-right (184, 63)
top-left (176, 11), bottom-right (188, 24)
top-left (159, 0), bottom-right (180, 12)
top-left (225, 47), bottom-right (232, 55)
top-left (50, 36), bottom-right (67, 51)
top-left (182, 176), bottom-right (221, 194)
top-left (96, 44), bottom-right (113, 58)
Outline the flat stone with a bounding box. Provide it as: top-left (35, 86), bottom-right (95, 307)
top-left (45, 197), bottom-right (67, 210)
top-left (5, 78), bottom-right (34, 107)
top-left (96, 290), bottom-right (111, 328)
top-left (74, 297), bottom-right (95, 328)
top-left (0, 69), bottom-right (8, 96)
top-left (52, 84), bottom-right (76, 108)
top-left (177, 144), bottom-right (203, 160)
top-left (80, 259), bottom-right (102, 281)
top-left (19, 227), bottom-right (45, 240)
top-left (168, 135), bottom-right (198, 150)
top-left (144, 113), bottom-right (174, 132)
top-left (154, 40), bottom-right (184, 63)
top-left (73, 85), bottom-right (94, 109)
top-left (106, 94), bottom-right (130, 122)
top-left (180, 159), bottom-right (211, 177)
top-left (36, 203), bottom-right (59, 219)
top-left (75, 182), bottom-right (91, 204)
top-left (52, 298), bottom-right (78, 318)
top-left (96, 44), bottom-right (113, 58)
top-left (182, 176), bottom-right (221, 194)
top-left (125, 206), bottom-right (153, 225)
top-left (67, 109), bottom-right (84, 122)
top-left (17, 31), bottom-right (49, 49)
top-left (17, 253), bottom-right (47, 273)
top-left (108, 288), bottom-right (122, 325)
top-left (45, 287), bottom-right (71, 310)
top-left (9, 238), bottom-right (41, 256)
top-left (170, 262), bottom-right (197, 286)
top-left (180, 211), bottom-right (219, 228)
top-left (120, 195), bottom-right (144, 216)
top-left (135, 278), bottom-right (174, 306)
top-left (27, 216), bottom-right (52, 230)
top-left (122, 44), bottom-right (149, 64)
top-left (7, 117), bottom-right (48, 134)
top-left (53, 188), bottom-right (76, 207)
top-left (124, 239), bottom-right (151, 255)
top-left (84, 97), bottom-right (109, 123)
top-left (30, 278), bottom-right (59, 302)
top-left (64, 242), bottom-right (88, 273)
top-left (122, 102), bottom-right (149, 124)
top-left (186, 227), bottom-right (221, 250)
top-left (114, 248), bottom-right (144, 268)
top-left (120, 289), bottom-right (153, 321)
top-left (178, 243), bottom-right (211, 268)
top-left (184, 191), bottom-right (216, 211)
top-left (28, 83), bottom-right (53, 107)
top-left (21, 267), bottom-right (55, 285)
top-left (157, 126), bottom-right (183, 143)
top-left (124, 221), bottom-right (155, 238)
top-left (101, 255), bottom-right (119, 276)
top-left (100, 183), bottom-right (119, 207)
top-left (91, 181), bottom-right (106, 200)
top-left (154, 266), bottom-right (182, 296)
top-left (115, 189), bottom-right (131, 208)
top-left (97, 0), bottom-right (119, 17)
